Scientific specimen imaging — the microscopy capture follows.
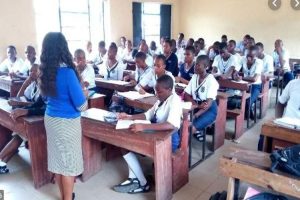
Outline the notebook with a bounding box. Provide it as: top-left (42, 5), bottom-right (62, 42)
top-left (118, 91), bottom-right (154, 100)
top-left (273, 117), bottom-right (300, 130)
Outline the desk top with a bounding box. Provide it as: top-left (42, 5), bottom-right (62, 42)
top-left (95, 78), bottom-right (135, 92)
top-left (218, 79), bottom-right (251, 91)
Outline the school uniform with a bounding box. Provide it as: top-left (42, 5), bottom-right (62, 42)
top-left (118, 47), bottom-right (126, 58)
top-left (122, 49), bottom-right (134, 62)
top-left (86, 51), bottom-right (97, 63)
top-left (273, 48), bottom-right (293, 85)
top-left (176, 48), bottom-right (185, 65)
top-left (21, 58), bottom-right (40, 75)
top-left (149, 49), bottom-right (160, 57)
top-left (145, 54), bottom-right (154, 68)
top-left (208, 49), bottom-right (217, 62)
top-left (99, 60), bottom-right (125, 80)
top-left (213, 54), bottom-right (240, 76)
top-left (165, 53), bottom-right (179, 76)
top-left (236, 41), bottom-right (245, 55)
top-left (184, 74), bottom-right (219, 130)
top-left (81, 64), bottom-right (96, 89)
top-left (144, 93), bottom-right (183, 151)
top-left (24, 81), bottom-right (40, 102)
top-left (139, 69), bottom-right (175, 92)
top-left (94, 53), bottom-right (107, 66)
top-left (261, 53), bottom-right (274, 75)
top-left (0, 57), bottom-right (24, 73)
top-left (178, 62), bottom-right (195, 81)
top-left (134, 66), bottom-right (152, 91)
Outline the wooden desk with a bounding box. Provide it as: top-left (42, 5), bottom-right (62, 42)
top-left (0, 99), bottom-right (51, 188)
top-left (261, 120), bottom-right (300, 153)
top-left (95, 78), bottom-right (135, 92)
top-left (81, 108), bottom-right (173, 200)
top-left (0, 76), bottom-right (24, 97)
top-left (88, 93), bottom-right (105, 109)
top-left (220, 147), bottom-right (300, 199)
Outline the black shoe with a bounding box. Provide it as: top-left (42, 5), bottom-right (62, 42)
top-left (0, 165), bottom-right (9, 174)
top-left (193, 131), bottom-right (204, 142)
top-left (113, 178), bottom-right (140, 193)
top-left (128, 181), bottom-right (150, 194)
top-left (72, 192), bottom-right (75, 200)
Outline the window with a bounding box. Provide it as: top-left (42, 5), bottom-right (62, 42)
top-left (142, 3), bottom-right (161, 46)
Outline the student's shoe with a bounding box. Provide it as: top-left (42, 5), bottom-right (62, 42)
top-left (113, 178), bottom-right (140, 193)
top-left (0, 165), bottom-right (9, 174)
top-left (193, 131), bottom-right (204, 142)
top-left (72, 192), bottom-right (75, 200)
top-left (128, 181), bottom-right (150, 194)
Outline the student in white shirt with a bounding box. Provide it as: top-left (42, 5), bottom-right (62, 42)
top-left (227, 40), bottom-right (242, 70)
top-left (243, 37), bottom-right (255, 58)
top-left (149, 41), bottom-right (159, 57)
top-left (221, 35), bottom-right (228, 44)
top-left (86, 41), bottom-right (96, 64)
top-left (0, 46), bottom-right (24, 76)
top-left (139, 42), bottom-right (153, 68)
top-left (184, 55), bottom-right (219, 141)
top-left (212, 42), bottom-right (239, 79)
top-left (99, 43), bottom-right (125, 80)
top-left (93, 41), bottom-right (107, 66)
top-left (256, 42), bottom-right (274, 78)
top-left (194, 41), bottom-right (206, 62)
top-left (156, 36), bottom-right (165, 55)
top-left (74, 49), bottom-right (96, 90)
top-left (114, 75), bottom-right (182, 193)
top-left (122, 40), bottom-right (134, 64)
top-left (236, 34), bottom-right (251, 56)
top-left (207, 41), bottom-right (220, 62)
top-left (272, 39), bottom-right (294, 86)
top-left (177, 33), bottom-right (186, 49)
top-left (176, 45), bottom-right (195, 85)
top-left (235, 46), bottom-right (263, 119)
top-left (118, 36), bottom-right (126, 59)
top-left (22, 45), bottom-right (39, 76)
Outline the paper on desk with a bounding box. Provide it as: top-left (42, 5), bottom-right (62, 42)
top-left (176, 83), bottom-right (188, 88)
top-left (181, 101), bottom-right (192, 110)
top-left (116, 120), bottom-right (151, 129)
top-left (231, 80), bottom-right (249, 84)
top-left (243, 187), bottom-right (260, 200)
top-left (96, 79), bottom-right (130, 85)
top-left (274, 117), bottom-right (300, 130)
top-left (118, 91), bottom-right (154, 100)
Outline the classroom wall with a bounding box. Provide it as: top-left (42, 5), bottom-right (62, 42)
top-left (179, 0), bottom-right (300, 58)
top-left (0, 0), bottom-right (37, 61)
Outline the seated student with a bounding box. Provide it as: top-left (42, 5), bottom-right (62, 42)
top-left (156, 36), bottom-right (165, 55)
top-left (184, 55), bottom-right (219, 141)
top-left (227, 40), bottom-right (242, 70)
top-left (149, 41), bottom-right (159, 57)
top-left (176, 46), bottom-right (195, 85)
top-left (98, 43), bottom-right (125, 81)
top-left (114, 75), bottom-right (182, 193)
top-left (236, 34), bottom-right (251, 56)
top-left (212, 42), bottom-right (239, 79)
top-left (221, 34), bottom-right (228, 44)
top-left (86, 41), bottom-right (96, 64)
top-left (22, 45), bottom-right (39, 76)
top-left (138, 55), bottom-right (175, 94)
top-left (163, 39), bottom-right (179, 76)
top-left (177, 33), bottom-right (186, 49)
top-left (118, 36), bottom-right (127, 59)
top-left (272, 39), bottom-right (294, 86)
top-left (198, 38), bottom-right (207, 56)
top-left (207, 41), bottom-right (220, 63)
top-left (122, 40), bottom-right (134, 64)
top-left (243, 37), bottom-right (256, 57)
top-left (256, 42), bottom-right (274, 79)
top-left (74, 49), bottom-right (96, 90)
top-left (139, 42), bottom-right (153, 68)
top-left (186, 38), bottom-right (195, 47)
top-left (171, 39), bottom-right (178, 54)
top-left (0, 46), bottom-right (24, 76)
top-left (235, 46), bottom-right (263, 119)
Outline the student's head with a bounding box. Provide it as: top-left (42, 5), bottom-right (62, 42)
top-left (256, 42), bottom-right (264, 56)
top-left (108, 42), bottom-right (118, 60)
top-left (155, 75), bottom-right (173, 101)
top-left (98, 41), bottom-right (106, 53)
top-left (219, 42), bottom-right (229, 59)
top-left (198, 38), bottom-right (205, 49)
top-left (213, 41), bottom-right (220, 53)
top-left (150, 41), bottom-right (157, 51)
top-left (29, 64), bottom-right (39, 80)
top-left (163, 39), bottom-right (172, 55)
top-left (274, 39), bottom-right (283, 49)
top-left (139, 42), bottom-right (148, 54)
top-left (39, 32), bottom-right (78, 96)
top-left (160, 37), bottom-right (165, 45)
top-left (25, 45), bottom-right (36, 62)
top-left (125, 40), bottom-right (132, 50)
top-left (135, 52), bottom-right (147, 69)
top-left (7, 45), bottom-right (17, 60)
top-left (154, 54), bottom-right (166, 75)
top-left (247, 37), bottom-right (255, 48)
top-left (87, 41), bottom-right (92, 53)
top-left (227, 40), bottom-right (236, 54)
top-left (178, 33), bottom-right (184, 41)
top-left (120, 36), bottom-right (126, 47)
top-left (243, 34), bottom-right (251, 45)
top-left (221, 35), bottom-right (228, 43)
top-left (246, 46), bottom-right (258, 65)
top-left (184, 46), bottom-right (195, 63)
top-left (194, 41), bottom-right (201, 54)
top-left (186, 38), bottom-right (194, 47)
top-left (195, 55), bottom-right (210, 75)
top-left (74, 49), bottom-right (86, 71)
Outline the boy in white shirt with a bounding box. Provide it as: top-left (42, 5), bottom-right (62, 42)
top-left (207, 41), bottom-right (220, 63)
top-left (139, 42), bottom-right (153, 68)
top-left (114, 75), bottom-right (182, 193)
top-left (21, 45), bottom-right (39, 76)
top-left (256, 42), bottom-right (274, 77)
top-left (74, 49), bottom-right (96, 90)
top-left (118, 36), bottom-right (126, 59)
top-left (184, 55), bottom-right (219, 141)
top-left (236, 34), bottom-right (251, 56)
top-left (227, 40), bottom-right (242, 70)
top-left (0, 46), bottom-right (24, 76)
top-left (93, 41), bottom-right (107, 66)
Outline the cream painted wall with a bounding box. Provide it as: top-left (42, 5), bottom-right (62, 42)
top-left (179, 0), bottom-right (300, 58)
top-left (0, 0), bottom-right (37, 61)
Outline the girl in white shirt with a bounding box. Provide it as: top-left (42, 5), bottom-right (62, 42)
top-left (184, 55), bottom-right (219, 141)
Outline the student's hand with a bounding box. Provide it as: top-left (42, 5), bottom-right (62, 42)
top-left (198, 101), bottom-right (209, 110)
top-left (129, 124), bottom-right (145, 133)
top-left (9, 72), bottom-right (17, 79)
top-left (10, 108), bottom-right (28, 121)
top-left (7, 100), bottom-right (20, 107)
top-left (138, 88), bottom-right (146, 95)
top-left (175, 77), bottom-right (181, 83)
top-left (123, 75), bottom-right (130, 82)
top-left (212, 67), bottom-right (218, 74)
top-left (193, 111), bottom-right (201, 119)
top-left (84, 81), bottom-right (90, 88)
top-left (117, 112), bottom-right (132, 120)
top-left (130, 79), bottom-right (137, 85)
top-left (219, 75), bottom-right (228, 80)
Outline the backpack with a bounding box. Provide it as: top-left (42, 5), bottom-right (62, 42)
top-left (209, 191), bottom-right (227, 200)
top-left (270, 145), bottom-right (300, 177)
top-left (246, 192), bottom-right (288, 200)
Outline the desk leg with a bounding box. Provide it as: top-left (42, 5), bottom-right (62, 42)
top-left (0, 125), bottom-right (12, 152)
top-left (154, 138), bottom-right (172, 200)
top-left (81, 135), bottom-right (102, 182)
top-left (262, 136), bottom-right (272, 153)
top-left (26, 123), bottom-right (52, 188)
top-left (214, 98), bottom-right (227, 150)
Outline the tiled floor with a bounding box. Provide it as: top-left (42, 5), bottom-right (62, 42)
top-left (0, 92), bottom-right (277, 200)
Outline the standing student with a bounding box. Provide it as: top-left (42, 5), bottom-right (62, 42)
top-left (0, 46), bottom-right (24, 76)
top-left (114, 75), bottom-right (182, 193)
top-left (212, 42), bottom-right (239, 79)
top-left (163, 39), bottom-right (179, 76)
top-left (184, 55), bottom-right (219, 141)
top-left (176, 46), bottom-right (195, 84)
top-left (74, 49), bottom-right (96, 90)
top-left (256, 42), bottom-right (274, 78)
top-left (272, 39), bottom-right (293, 86)
top-left (39, 32), bottom-right (88, 200)
top-left (99, 43), bottom-right (126, 80)
top-left (22, 45), bottom-right (39, 75)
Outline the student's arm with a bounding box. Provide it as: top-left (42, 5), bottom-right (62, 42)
top-left (277, 49), bottom-right (286, 69)
top-left (242, 73), bottom-right (259, 82)
top-left (17, 77), bottom-right (33, 97)
top-left (176, 76), bottom-right (190, 85)
top-left (183, 77), bottom-right (197, 105)
top-left (275, 102), bottom-right (286, 118)
top-left (183, 92), bottom-right (197, 105)
top-left (194, 99), bottom-right (213, 118)
top-left (276, 80), bottom-right (291, 118)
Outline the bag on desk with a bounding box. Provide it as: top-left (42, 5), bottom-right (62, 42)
top-left (270, 144), bottom-right (300, 177)
top-left (246, 192), bottom-right (288, 200)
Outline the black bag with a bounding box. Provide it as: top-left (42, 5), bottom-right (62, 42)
top-left (227, 95), bottom-right (241, 110)
top-left (246, 192), bottom-right (288, 200)
top-left (209, 191), bottom-right (227, 200)
top-left (270, 145), bottom-right (300, 177)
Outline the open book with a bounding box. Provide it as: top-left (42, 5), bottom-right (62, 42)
top-left (118, 91), bottom-right (154, 100)
top-left (274, 117), bottom-right (300, 130)
top-left (116, 120), bottom-right (151, 129)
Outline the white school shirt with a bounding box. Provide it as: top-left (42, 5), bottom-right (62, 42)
top-left (0, 57), bottom-right (24, 73)
top-left (208, 49), bottom-right (217, 61)
top-left (241, 57), bottom-right (263, 85)
top-left (184, 74), bottom-right (219, 101)
top-left (261, 54), bottom-right (274, 74)
top-left (213, 54), bottom-right (239, 75)
top-left (94, 53), bottom-right (107, 65)
top-left (139, 69), bottom-right (175, 89)
top-left (86, 51), bottom-right (97, 63)
top-left (278, 79), bottom-right (300, 119)
top-left (24, 81), bottom-right (40, 102)
top-left (81, 64), bottom-right (96, 89)
top-left (176, 48), bottom-right (185, 65)
top-left (99, 60), bottom-right (125, 80)
top-left (118, 47), bottom-right (126, 59)
top-left (122, 49), bottom-right (134, 62)
top-left (144, 93), bottom-right (182, 129)
top-left (236, 41), bottom-right (245, 55)
top-left (21, 58), bottom-right (40, 75)
top-left (272, 48), bottom-right (290, 71)
top-left (134, 66), bottom-right (152, 91)
top-left (145, 54), bottom-right (154, 68)
top-left (232, 53), bottom-right (242, 71)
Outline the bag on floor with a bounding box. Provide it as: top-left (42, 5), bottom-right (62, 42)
top-left (270, 144), bottom-right (300, 177)
top-left (246, 192), bottom-right (288, 200)
top-left (209, 191), bottom-right (227, 200)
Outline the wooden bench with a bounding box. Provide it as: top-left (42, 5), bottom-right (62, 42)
top-left (220, 147), bottom-right (300, 199)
